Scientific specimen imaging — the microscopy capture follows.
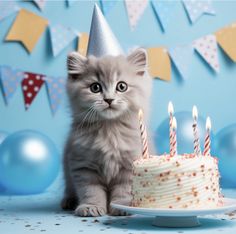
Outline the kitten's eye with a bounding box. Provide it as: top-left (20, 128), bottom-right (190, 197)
top-left (116, 81), bottom-right (128, 92)
top-left (90, 82), bottom-right (102, 93)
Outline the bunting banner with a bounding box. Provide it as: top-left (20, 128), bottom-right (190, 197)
top-left (100, 0), bottom-right (117, 15)
top-left (0, 1), bottom-right (20, 22)
top-left (193, 34), bottom-right (220, 73)
top-left (49, 24), bottom-right (77, 57)
top-left (215, 23), bottom-right (236, 62)
top-left (77, 32), bottom-right (89, 56)
top-left (168, 45), bottom-right (193, 80)
top-left (21, 72), bottom-right (45, 110)
top-left (182, 0), bottom-right (215, 23)
top-left (125, 0), bottom-right (148, 30)
top-left (33, 0), bottom-right (47, 11)
top-left (0, 64), bottom-right (67, 114)
top-left (5, 9), bottom-right (48, 53)
top-left (45, 76), bottom-right (66, 114)
top-left (147, 47), bottom-right (171, 81)
top-left (151, 0), bottom-right (177, 31)
top-left (0, 66), bottom-right (24, 104)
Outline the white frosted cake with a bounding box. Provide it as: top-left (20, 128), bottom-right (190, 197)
top-left (131, 154), bottom-right (222, 209)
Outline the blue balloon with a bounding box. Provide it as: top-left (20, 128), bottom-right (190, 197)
top-left (213, 124), bottom-right (236, 188)
top-left (0, 131), bottom-right (9, 192)
top-left (0, 130), bottom-right (60, 194)
top-left (0, 131), bottom-right (8, 145)
top-left (155, 111), bottom-right (213, 155)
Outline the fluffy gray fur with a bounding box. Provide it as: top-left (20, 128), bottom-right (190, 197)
top-left (61, 48), bottom-right (152, 217)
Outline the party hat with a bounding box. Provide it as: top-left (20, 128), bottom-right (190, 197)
top-left (87, 4), bottom-right (123, 57)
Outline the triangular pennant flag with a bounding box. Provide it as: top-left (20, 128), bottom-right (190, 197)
top-left (151, 0), bottom-right (177, 31)
top-left (169, 45), bottom-right (193, 79)
top-left (100, 0), bottom-right (117, 15)
top-left (21, 72), bottom-right (45, 110)
top-left (49, 24), bottom-right (77, 56)
top-left (45, 76), bottom-right (66, 114)
top-left (0, 66), bottom-right (24, 104)
top-left (77, 33), bottom-right (89, 56)
top-left (0, 1), bottom-right (20, 22)
top-left (125, 0), bottom-right (148, 30)
top-left (33, 0), bottom-right (47, 11)
top-left (215, 23), bottom-right (236, 62)
top-left (6, 9), bottom-right (48, 53)
top-left (193, 34), bottom-right (220, 73)
top-left (182, 0), bottom-right (215, 23)
top-left (67, 0), bottom-right (79, 7)
top-left (147, 47), bottom-right (171, 81)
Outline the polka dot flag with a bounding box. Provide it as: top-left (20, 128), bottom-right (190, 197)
top-left (0, 66), bottom-right (24, 104)
top-left (0, 1), bottom-right (19, 22)
top-left (21, 72), bottom-right (45, 110)
top-left (125, 0), bottom-right (148, 30)
top-left (100, 0), bottom-right (117, 15)
top-left (49, 24), bottom-right (77, 57)
top-left (151, 0), bottom-right (177, 32)
top-left (182, 0), bottom-right (215, 23)
top-left (169, 44), bottom-right (193, 80)
top-left (193, 34), bottom-right (220, 73)
top-left (45, 76), bottom-right (66, 114)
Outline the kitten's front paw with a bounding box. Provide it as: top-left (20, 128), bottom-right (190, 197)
top-left (61, 196), bottom-right (78, 210)
top-left (109, 199), bottom-right (131, 216)
top-left (75, 204), bottom-right (107, 217)
top-left (109, 207), bottom-right (130, 216)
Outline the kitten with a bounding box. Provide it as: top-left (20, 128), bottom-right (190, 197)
top-left (61, 48), bottom-right (152, 216)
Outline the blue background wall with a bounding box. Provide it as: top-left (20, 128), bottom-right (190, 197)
top-left (0, 0), bottom-right (236, 153)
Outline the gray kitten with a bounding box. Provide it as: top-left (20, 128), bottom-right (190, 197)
top-left (61, 48), bottom-right (152, 216)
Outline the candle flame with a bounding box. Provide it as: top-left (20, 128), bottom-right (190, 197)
top-left (172, 117), bottom-right (177, 130)
top-left (168, 101), bottom-right (174, 116)
top-left (192, 105), bottom-right (198, 120)
top-left (138, 109), bottom-right (143, 121)
top-left (206, 117), bottom-right (211, 131)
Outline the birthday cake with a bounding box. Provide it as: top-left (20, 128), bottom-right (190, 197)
top-left (131, 154), bottom-right (221, 209)
top-left (132, 104), bottom-right (222, 209)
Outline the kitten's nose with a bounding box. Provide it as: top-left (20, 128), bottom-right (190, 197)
top-left (104, 99), bottom-right (114, 105)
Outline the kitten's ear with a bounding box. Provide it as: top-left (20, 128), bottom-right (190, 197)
top-left (127, 48), bottom-right (148, 76)
top-left (67, 51), bottom-right (87, 76)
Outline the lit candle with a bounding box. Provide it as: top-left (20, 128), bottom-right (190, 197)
top-left (138, 109), bottom-right (149, 159)
top-left (192, 105), bottom-right (201, 155)
top-left (168, 101), bottom-right (174, 146)
top-left (203, 117), bottom-right (211, 156)
top-left (170, 117), bottom-right (177, 157)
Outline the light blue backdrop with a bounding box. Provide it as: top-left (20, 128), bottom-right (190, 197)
top-left (0, 0), bottom-right (236, 153)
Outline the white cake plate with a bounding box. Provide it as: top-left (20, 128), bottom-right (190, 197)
top-left (111, 198), bottom-right (236, 228)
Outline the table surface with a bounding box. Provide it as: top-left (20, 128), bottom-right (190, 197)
top-left (1, 186), bottom-right (236, 234)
